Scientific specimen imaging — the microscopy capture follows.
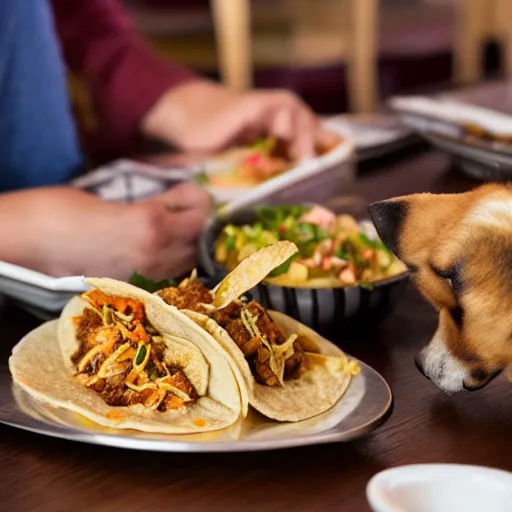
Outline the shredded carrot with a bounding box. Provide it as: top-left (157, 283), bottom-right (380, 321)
top-left (81, 290), bottom-right (145, 321)
top-left (106, 411), bottom-right (126, 420)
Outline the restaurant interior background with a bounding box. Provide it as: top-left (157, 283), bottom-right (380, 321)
top-left (6, 3), bottom-right (512, 510)
top-left (71, 0), bottom-right (512, 163)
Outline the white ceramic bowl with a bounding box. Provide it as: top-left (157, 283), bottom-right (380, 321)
top-left (367, 464), bottom-right (512, 512)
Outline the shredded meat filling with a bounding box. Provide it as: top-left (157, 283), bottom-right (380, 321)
top-left (71, 308), bottom-right (103, 365)
top-left (158, 282), bottom-right (307, 386)
top-left (211, 301), bottom-right (307, 386)
top-left (72, 293), bottom-right (198, 411)
top-left (157, 282), bottom-right (213, 311)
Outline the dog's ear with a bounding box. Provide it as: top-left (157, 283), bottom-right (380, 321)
top-left (369, 198), bottom-right (409, 257)
top-left (369, 192), bottom-right (469, 259)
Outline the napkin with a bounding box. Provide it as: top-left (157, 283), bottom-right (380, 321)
top-left (71, 159), bottom-right (191, 202)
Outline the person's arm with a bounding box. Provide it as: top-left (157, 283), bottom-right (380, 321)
top-left (51, 0), bottom-right (199, 152)
top-left (51, 0), bottom-right (338, 160)
top-left (0, 184), bottom-right (211, 279)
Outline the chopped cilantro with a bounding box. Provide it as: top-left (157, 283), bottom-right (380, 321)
top-left (269, 254), bottom-right (299, 277)
top-left (225, 235), bottom-right (236, 251)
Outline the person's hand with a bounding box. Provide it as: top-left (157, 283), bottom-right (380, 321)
top-left (0, 183), bottom-right (212, 280)
top-left (141, 80), bottom-right (339, 161)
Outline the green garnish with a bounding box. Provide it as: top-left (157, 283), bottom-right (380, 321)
top-left (225, 234), bottom-right (236, 251)
top-left (194, 172), bottom-right (209, 185)
top-left (223, 224), bottom-right (238, 236)
top-left (359, 232), bottom-right (387, 252)
top-left (128, 272), bottom-right (175, 293)
top-left (102, 305), bottom-right (113, 325)
top-left (335, 249), bottom-right (351, 261)
top-left (359, 282), bottom-right (375, 291)
top-left (135, 344), bottom-right (147, 365)
top-left (295, 223), bottom-right (328, 243)
top-left (269, 254), bottom-right (299, 277)
top-left (353, 256), bottom-right (370, 270)
top-left (242, 223), bottom-right (263, 238)
top-left (256, 205), bottom-right (308, 231)
top-left (249, 137), bottom-right (275, 154)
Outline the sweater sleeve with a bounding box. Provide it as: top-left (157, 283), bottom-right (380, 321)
top-left (51, 0), bottom-right (198, 150)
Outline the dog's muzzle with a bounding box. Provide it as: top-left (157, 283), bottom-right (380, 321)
top-left (462, 369), bottom-right (502, 392)
top-left (415, 352), bottom-right (502, 393)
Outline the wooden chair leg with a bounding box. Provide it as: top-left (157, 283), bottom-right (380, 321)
top-left (346, 0), bottom-right (378, 114)
top-left (453, 0), bottom-right (487, 84)
top-left (494, 0), bottom-right (512, 78)
top-left (210, 0), bottom-right (252, 90)
top-left (500, 33), bottom-right (512, 79)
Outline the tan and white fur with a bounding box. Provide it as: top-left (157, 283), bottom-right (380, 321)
top-left (370, 184), bottom-right (512, 394)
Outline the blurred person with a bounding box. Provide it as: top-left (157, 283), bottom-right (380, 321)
top-left (0, 0), bottom-right (335, 280)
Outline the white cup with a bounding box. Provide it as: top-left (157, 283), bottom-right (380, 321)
top-left (367, 464), bottom-right (512, 512)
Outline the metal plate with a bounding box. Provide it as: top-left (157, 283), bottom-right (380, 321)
top-left (424, 133), bottom-right (512, 182)
top-left (0, 361), bottom-right (392, 452)
top-left (323, 114), bottom-right (416, 162)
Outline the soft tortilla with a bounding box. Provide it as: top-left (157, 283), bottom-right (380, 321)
top-left (182, 309), bottom-right (353, 422)
top-left (213, 241), bottom-right (298, 309)
top-left (9, 278), bottom-right (245, 434)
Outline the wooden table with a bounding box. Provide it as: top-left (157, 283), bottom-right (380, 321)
top-left (2, 148), bottom-right (512, 512)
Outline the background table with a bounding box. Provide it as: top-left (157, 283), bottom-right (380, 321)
top-left (2, 148), bottom-right (512, 512)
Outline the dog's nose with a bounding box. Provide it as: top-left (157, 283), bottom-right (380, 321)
top-left (414, 354), bottom-right (430, 380)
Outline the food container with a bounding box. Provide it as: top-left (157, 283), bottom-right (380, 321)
top-left (199, 199), bottom-right (409, 336)
top-left (196, 135), bottom-right (356, 216)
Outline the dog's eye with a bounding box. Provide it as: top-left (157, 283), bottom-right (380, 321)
top-left (430, 264), bottom-right (462, 293)
top-left (431, 265), bottom-right (454, 286)
top-left (430, 264), bottom-right (454, 279)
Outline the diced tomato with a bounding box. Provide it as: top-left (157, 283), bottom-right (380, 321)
top-left (322, 257), bottom-right (332, 271)
top-left (244, 153), bottom-right (262, 165)
top-left (298, 206), bottom-right (336, 229)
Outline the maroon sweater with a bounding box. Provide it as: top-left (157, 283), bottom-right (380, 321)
top-left (51, 0), bottom-right (198, 155)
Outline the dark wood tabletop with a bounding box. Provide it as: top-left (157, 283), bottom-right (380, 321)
top-left (2, 147), bottom-right (512, 512)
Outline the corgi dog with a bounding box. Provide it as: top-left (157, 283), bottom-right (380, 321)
top-left (369, 184), bottom-right (512, 394)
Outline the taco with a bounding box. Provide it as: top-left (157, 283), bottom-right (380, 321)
top-left (157, 242), bottom-right (360, 422)
top-left (9, 278), bottom-right (245, 433)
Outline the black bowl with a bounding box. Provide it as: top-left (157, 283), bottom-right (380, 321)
top-left (198, 200), bottom-right (410, 336)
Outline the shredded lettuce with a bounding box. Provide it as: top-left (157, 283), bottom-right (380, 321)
top-left (128, 272), bottom-right (175, 293)
top-left (269, 254), bottom-right (299, 277)
top-left (255, 205), bottom-right (308, 231)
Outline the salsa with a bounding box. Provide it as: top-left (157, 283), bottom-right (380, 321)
top-left (214, 205), bottom-right (407, 288)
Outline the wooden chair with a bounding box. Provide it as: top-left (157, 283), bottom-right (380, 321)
top-left (210, 0), bottom-right (379, 113)
top-left (454, 0), bottom-right (512, 84)
top-left (210, 0), bottom-right (252, 91)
